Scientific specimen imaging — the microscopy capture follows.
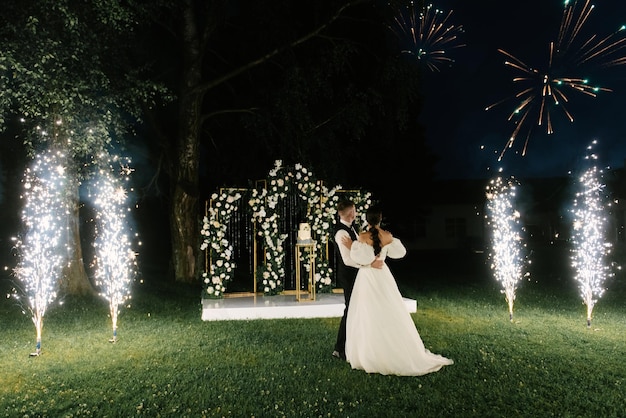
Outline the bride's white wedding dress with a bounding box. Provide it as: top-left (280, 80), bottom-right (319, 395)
top-left (345, 238), bottom-right (453, 376)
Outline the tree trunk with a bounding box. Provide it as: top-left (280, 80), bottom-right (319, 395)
top-left (170, 0), bottom-right (203, 283)
top-left (170, 175), bottom-right (199, 283)
top-left (60, 182), bottom-right (96, 296)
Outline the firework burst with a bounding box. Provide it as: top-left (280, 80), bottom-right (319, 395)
top-left (388, 1), bottom-right (465, 72)
top-left (485, 175), bottom-right (529, 321)
top-left (486, 0), bottom-right (626, 159)
top-left (570, 140), bottom-right (614, 328)
top-left (12, 149), bottom-right (68, 356)
top-left (90, 153), bottom-right (137, 343)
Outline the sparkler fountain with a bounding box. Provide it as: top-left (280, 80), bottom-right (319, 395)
top-left (90, 154), bottom-right (136, 343)
top-left (485, 175), bottom-right (528, 322)
top-left (570, 141), bottom-right (614, 328)
top-left (13, 149), bottom-right (67, 356)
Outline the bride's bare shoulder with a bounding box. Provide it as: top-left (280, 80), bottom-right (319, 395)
top-left (358, 231), bottom-right (372, 244)
top-left (379, 229), bottom-right (394, 246)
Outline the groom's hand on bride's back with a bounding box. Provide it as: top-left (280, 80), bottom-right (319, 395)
top-left (371, 257), bottom-right (384, 269)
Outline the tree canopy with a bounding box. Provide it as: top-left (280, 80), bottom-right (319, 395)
top-left (148, 0), bottom-right (437, 235)
top-left (1, 0), bottom-right (437, 285)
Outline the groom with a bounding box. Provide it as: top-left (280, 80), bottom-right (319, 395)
top-left (332, 199), bottom-right (383, 360)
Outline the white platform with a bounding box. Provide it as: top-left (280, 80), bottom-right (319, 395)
top-left (201, 292), bottom-right (417, 321)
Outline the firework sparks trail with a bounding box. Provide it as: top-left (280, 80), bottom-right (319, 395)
top-left (91, 154), bottom-right (136, 343)
top-left (13, 149), bottom-right (68, 356)
top-left (388, 1), bottom-right (465, 72)
top-left (570, 140), bottom-right (614, 328)
top-left (486, 0), bottom-right (626, 159)
top-left (486, 175), bottom-right (528, 321)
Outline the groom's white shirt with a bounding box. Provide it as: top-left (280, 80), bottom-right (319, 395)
top-left (335, 220), bottom-right (360, 269)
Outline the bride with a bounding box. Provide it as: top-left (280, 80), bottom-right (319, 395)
top-left (342, 206), bottom-right (453, 376)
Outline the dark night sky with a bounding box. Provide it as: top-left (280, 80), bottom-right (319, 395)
top-left (414, 0), bottom-right (626, 180)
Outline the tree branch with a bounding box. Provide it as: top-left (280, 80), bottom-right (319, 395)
top-left (192, 0), bottom-right (367, 96)
top-left (199, 107), bottom-right (259, 126)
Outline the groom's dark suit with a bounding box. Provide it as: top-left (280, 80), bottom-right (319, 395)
top-left (333, 221), bottom-right (359, 358)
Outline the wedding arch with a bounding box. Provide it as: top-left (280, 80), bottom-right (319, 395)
top-left (201, 160), bottom-right (372, 298)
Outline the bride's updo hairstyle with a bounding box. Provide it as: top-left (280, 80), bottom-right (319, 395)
top-left (366, 206), bottom-right (383, 255)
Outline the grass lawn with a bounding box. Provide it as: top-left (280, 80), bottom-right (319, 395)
top-left (1, 248), bottom-right (626, 417)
